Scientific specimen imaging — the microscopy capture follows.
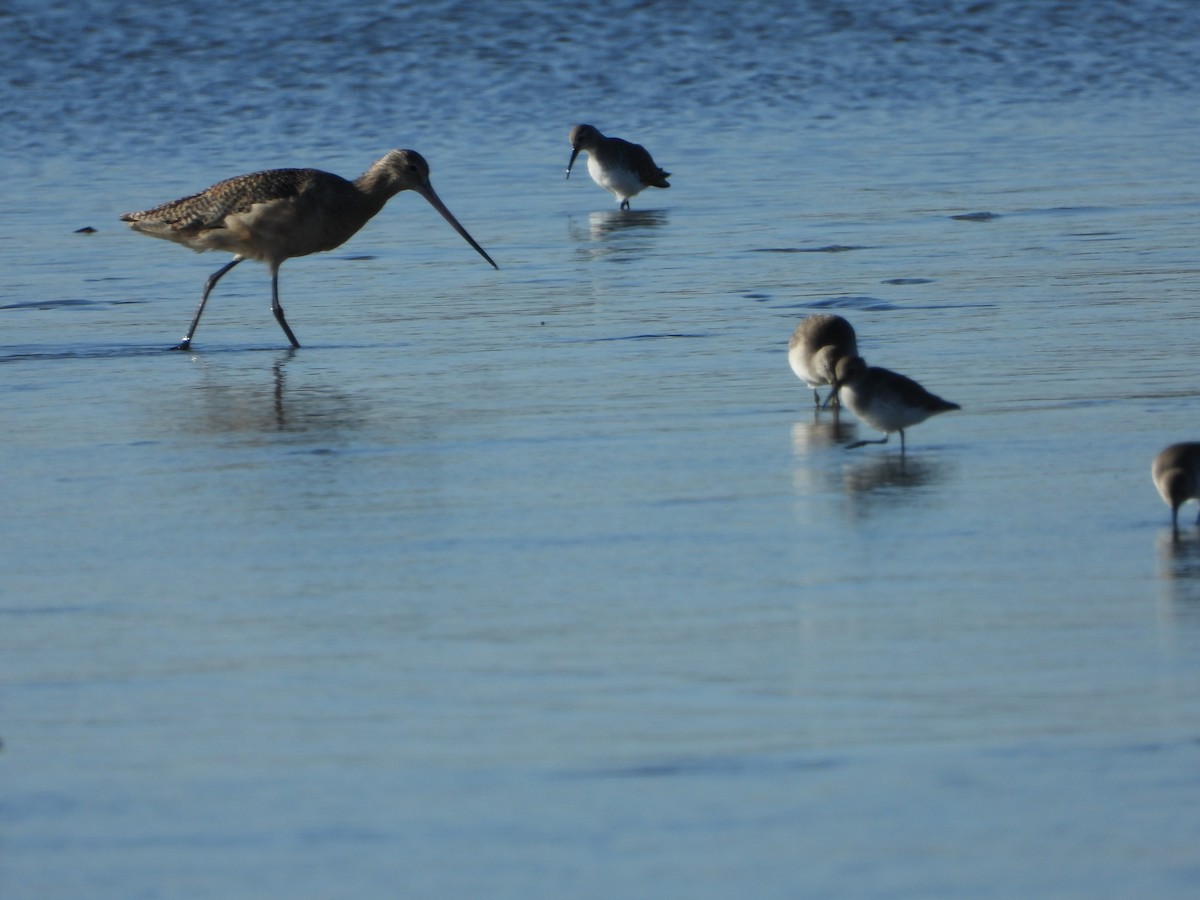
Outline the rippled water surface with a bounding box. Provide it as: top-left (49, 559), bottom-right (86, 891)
top-left (3, 1), bottom-right (1200, 897)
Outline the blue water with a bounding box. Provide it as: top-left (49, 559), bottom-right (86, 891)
top-left (3, 1), bottom-right (1200, 896)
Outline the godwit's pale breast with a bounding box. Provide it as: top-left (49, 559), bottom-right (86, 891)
top-left (1152, 442), bottom-right (1200, 535)
top-left (788, 314), bottom-right (858, 407)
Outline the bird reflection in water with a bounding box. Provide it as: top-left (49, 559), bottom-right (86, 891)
top-left (791, 411), bottom-right (857, 456)
top-left (568, 209), bottom-right (669, 259)
top-left (1157, 529), bottom-right (1200, 579)
top-left (840, 452), bottom-right (943, 496)
top-left (1155, 531), bottom-right (1200, 623)
top-left (187, 351), bottom-right (365, 437)
top-left (585, 208), bottom-right (669, 238)
top-left (790, 411), bottom-right (856, 495)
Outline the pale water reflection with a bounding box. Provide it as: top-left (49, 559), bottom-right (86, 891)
top-left (789, 411), bottom-right (858, 455)
top-left (839, 453), bottom-right (951, 498)
top-left (182, 353), bottom-right (368, 438)
top-left (567, 209), bottom-right (670, 262)
top-left (1158, 531), bottom-right (1200, 581)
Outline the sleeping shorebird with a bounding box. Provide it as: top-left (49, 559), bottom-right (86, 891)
top-left (828, 355), bottom-right (960, 452)
top-left (565, 124), bottom-right (670, 210)
top-left (1152, 443), bottom-right (1200, 538)
top-left (121, 149), bottom-right (498, 350)
top-left (788, 314), bottom-right (859, 408)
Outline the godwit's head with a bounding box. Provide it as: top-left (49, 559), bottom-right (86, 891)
top-left (566, 124), bottom-right (602, 178)
top-left (825, 355), bottom-right (868, 409)
top-left (370, 149), bottom-right (497, 270)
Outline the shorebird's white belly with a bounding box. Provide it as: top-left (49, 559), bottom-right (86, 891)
top-left (788, 345), bottom-right (819, 387)
top-left (587, 154), bottom-right (643, 201)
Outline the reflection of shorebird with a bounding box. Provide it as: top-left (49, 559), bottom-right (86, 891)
top-left (566, 124), bottom-right (670, 210)
top-left (122, 149), bottom-right (497, 350)
top-left (829, 356), bottom-right (960, 452)
top-left (1152, 442), bottom-right (1200, 538)
top-left (187, 351), bottom-right (363, 436)
top-left (788, 314), bottom-right (858, 408)
top-left (586, 209), bottom-right (669, 239)
top-left (842, 452), bottom-right (941, 496)
top-left (790, 413), bottom-right (857, 455)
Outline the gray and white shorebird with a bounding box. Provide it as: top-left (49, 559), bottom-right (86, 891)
top-left (827, 355), bottom-right (960, 452)
top-left (1152, 442), bottom-right (1200, 537)
top-left (565, 124), bottom-right (670, 210)
top-left (122, 149), bottom-right (498, 350)
top-left (788, 314), bottom-right (859, 408)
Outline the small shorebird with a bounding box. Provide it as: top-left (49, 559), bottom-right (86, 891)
top-left (122, 149), bottom-right (498, 350)
top-left (1152, 443), bottom-right (1200, 537)
top-left (565, 124), bottom-right (670, 210)
top-left (828, 355), bottom-right (960, 452)
top-left (788, 314), bottom-right (858, 408)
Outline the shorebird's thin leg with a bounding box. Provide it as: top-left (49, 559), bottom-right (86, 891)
top-left (845, 435), bottom-right (890, 450)
top-left (269, 266), bottom-right (301, 349)
top-left (175, 256), bottom-right (243, 351)
top-left (620, 199), bottom-right (630, 211)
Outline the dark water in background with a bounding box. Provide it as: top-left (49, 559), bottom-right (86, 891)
top-left (3, 1), bottom-right (1200, 897)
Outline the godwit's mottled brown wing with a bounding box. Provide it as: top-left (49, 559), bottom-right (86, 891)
top-left (613, 138), bottom-right (671, 188)
top-left (867, 366), bottom-right (961, 415)
top-left (120, 168), bottom-right (326, 234)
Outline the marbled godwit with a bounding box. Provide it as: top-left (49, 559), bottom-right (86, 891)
top-left (788, 314), bottom-right (858, 408)
top-left (565, 124), bottom-right (670, 210)
top-left (828, 356), bottom-right (960, 452)
top-left (121, 149), bottom-right (497, 350)
top-left (1152, 443), bottom-right (1200, 537)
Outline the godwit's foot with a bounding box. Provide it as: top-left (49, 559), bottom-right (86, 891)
top-left (845, 437), bottom-right (889, 450)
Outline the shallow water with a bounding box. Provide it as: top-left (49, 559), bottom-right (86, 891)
top-left (3, 1), bottom-right (1200, 897)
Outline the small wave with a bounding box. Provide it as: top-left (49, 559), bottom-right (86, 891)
top-left (752, 245), bottom-right (868, 254)
top-left (0, 298), bottom-right (103, 311)
top-left (951, 211), bottom-right (1001, 221)
top-left (573, 332), bottom-right (711, 343)
top-left (0, 344), bottom-right (176, 363)
top-left (808, 296), bottom-right (899, 311)
top-left (564, 753), bottom-right (841, 780)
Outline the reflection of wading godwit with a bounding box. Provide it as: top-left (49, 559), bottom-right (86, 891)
top-left (788, 314), bottom-right (859, 408)
top-left (565, 124), bottom-right (670, 210)
top-left (122, 149), bottom-right (498, 350)
top-left (829, 356), bottom-right (960, 453)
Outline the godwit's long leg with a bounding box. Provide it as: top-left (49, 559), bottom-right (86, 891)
top-left (176, 256), bottom-right (244, 351)
top-left (269, 265), bottom-right (300, 349)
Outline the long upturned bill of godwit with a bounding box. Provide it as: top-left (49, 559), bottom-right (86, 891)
top-left (828, 355), bottom-right (960, 453)
top-left (565, 124), bottom-right (670, 210)
top-left (788, 314), bottom-right (859, 408)
top-left (121, 149), bottom-right (498, 350)
top-left (1152, 442), bottom-right (1200, 538)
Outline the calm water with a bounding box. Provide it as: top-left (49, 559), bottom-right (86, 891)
top-left (3, 1), bottom-right (1200, 896)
